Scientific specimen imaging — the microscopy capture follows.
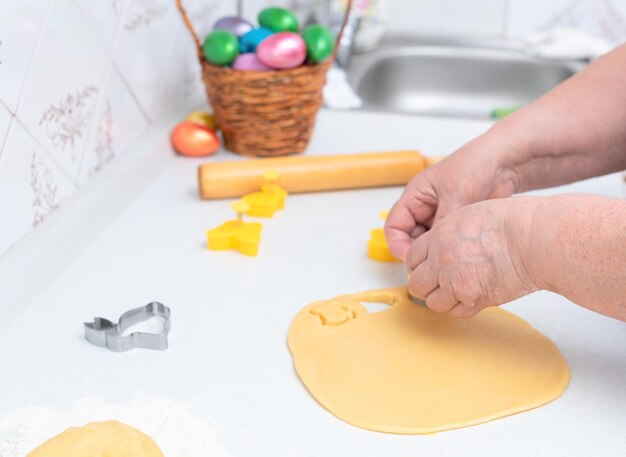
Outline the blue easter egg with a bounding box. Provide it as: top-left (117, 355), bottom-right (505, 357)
top-left (239, 27), bottom-right (273, 53)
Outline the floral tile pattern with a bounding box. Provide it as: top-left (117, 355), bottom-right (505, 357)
top-left (0, 120), bottom-right (76, 255)
top-left (77, 64), bottom-right (149, 185)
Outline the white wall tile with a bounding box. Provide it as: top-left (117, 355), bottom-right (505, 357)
top-left (77, 64), bottom-right (149, 185)
top-left (387, 0), bottom-right (442, 36)
top-left (75, 0), bottom-right (128, 51)
top-left (157, 1), bottom-right (222, 119)
top-left (387, 0), bottom-right (506, 38)
top-left (440, 0), bottom-right (506, 37)
top-left (507, 0), bottom-right (626, 45)
top-left (0, 121), bottom-right (76, 255)
top-left (0, 102), bottom-right (13, 159)
top-left (16, 0), bottom-right (110, 182)
top-left (0, 0), bottom-right (51, 113)
top-left (157, 30), bottom-right (205, 119)
top-left (186, 0), bottom-right (233, 37)
top-left (113, 0), bottom-right (180, 122)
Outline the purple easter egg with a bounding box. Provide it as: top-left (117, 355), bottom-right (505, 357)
top-left (256, 32), bottom-right (307, 69)
top-left (213, 16), bottom-right (253, 37)
top-left (232, 53), bottom-right (272, 71)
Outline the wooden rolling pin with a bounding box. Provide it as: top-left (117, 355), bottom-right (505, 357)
top-left (198, 150), bottom-right (438, 199)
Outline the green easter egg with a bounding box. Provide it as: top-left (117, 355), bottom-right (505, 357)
top-left (302, 24), bottom-right (334, 63)
top-left (258, 7), bottom-right (299, 32)
top-left (203, 30), bottom-right (239, 66)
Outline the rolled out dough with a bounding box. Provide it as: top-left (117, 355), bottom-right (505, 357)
top-left (288, 286), bottom-right (570, 434)
top-left (26, 420), bottom-right (164, 457)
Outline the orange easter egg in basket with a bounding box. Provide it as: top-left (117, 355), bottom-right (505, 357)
top-left (171, 121), bottom-right (220, 157)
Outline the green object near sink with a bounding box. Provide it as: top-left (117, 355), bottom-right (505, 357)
top-left (491, 106), bottom-right (522, 119)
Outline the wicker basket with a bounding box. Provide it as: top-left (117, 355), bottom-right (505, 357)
top-left (175, 1), bottom-right (351, 157)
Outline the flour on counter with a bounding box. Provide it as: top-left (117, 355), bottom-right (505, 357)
top-left (0, 396), bottom-right (229, 457)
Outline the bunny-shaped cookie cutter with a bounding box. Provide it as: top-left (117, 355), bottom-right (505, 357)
top-left (84, 302), bottom-right (171, 352)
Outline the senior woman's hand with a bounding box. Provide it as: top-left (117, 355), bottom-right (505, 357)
top-left (406, 194), bottom-right (626, 321)
top-left (405, 197), bottom-right (539, 318)
top-left (384, 133), bottom-right (523, 261)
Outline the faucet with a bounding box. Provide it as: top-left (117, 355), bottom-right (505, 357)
top-left (316, 0), bottom-right (361, 69)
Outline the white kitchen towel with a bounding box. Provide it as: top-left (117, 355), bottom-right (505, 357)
top-left (323, 66), bottom-right (363, 110)
top-left (523, 26), bottom-right (612, 61)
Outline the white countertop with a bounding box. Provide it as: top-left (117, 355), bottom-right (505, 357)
top-left (1, 109), bottom-right (625, 456)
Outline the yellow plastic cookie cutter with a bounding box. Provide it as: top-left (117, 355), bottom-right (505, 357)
top-left (368, 210), bottom-right (401, 263)
top-left (242, 170), bottom-right (288, 218)
top-left (206, 201), bottom-right (263, 256)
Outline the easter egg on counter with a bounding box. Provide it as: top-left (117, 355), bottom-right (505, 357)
top-left (256, 32), bottom-right (306, 69)
top-left (258, 7), bottom-right (299, 32)
top-left (232, 53), bottom-right (272, 71)
top-left (203, 30), bottom-right (239, 66)
top-left (186, 110), bottom-right (218, 131)
top-left (213, 16), bottom-right (253, 37)
top-left (302, 24), bottom-right (334, 63)
top-left (171, 121), bottom-right (220, 157)
top-left (239, 27), bottom-right (273, 53)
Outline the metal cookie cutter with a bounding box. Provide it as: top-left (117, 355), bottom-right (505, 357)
top-left (408, 293), bottom-right (427, 307)
top-left (84, 302), bottom-right (171, 352)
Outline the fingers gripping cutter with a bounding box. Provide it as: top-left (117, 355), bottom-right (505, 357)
top-left (84, 302), bottom-right (171, 352)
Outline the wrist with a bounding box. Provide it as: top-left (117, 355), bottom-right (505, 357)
top-left (494, 113), bottom-right (543, 188)
top-left (465, 122), bottom-right (531, 196)
top-left (503, 197), bottom-right (543, 293)
top-left (520, 195), bottom-right (568, 294)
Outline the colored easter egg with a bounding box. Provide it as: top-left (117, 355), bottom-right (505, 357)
top-left (213, 16), bottom-right (253, 37)
top-left (186, 111), bottom-right (218, 131)
top-left (256, 32), bottom-right (306, 69)
top-left (171, 121), bottom-right (220, 157)
top-left (239, 27), bottom-right (273, 53)
top-left (258, 7), bottom-right (298, 32)
top-left (232, 53), bottom-right (272, 71)
top-left (203, 30), bottom-right (239, 66)
top-left (302, 24), bottom-right (334, 63)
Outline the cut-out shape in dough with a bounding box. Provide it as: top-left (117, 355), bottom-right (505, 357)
top-left (27, 420), bottom-right (164, 457)
top-left (358, 300), bottom-right (392, 313)
top-left (309, 301), bottom-right (357, 325)
top-left (288, 286), bottom-right (570, 434)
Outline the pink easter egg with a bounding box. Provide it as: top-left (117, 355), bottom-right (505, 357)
top-left (256, 32), bottom-right (307, 69)
top-left (232, 53), bottom-right (272, 71)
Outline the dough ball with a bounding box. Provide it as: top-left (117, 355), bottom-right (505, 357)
top-left (27, 420), bottom-right (164, 457)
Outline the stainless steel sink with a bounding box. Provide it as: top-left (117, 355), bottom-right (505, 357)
top-left (347, 37), bottom-right (585, 119)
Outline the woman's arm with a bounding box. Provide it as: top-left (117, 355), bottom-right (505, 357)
top-left (523, 194), bottom-right (626, 320)
top-left (493, 43), bottom-right (626, 192)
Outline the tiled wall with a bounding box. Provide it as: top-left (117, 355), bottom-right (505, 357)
top-left (387, 0), bottom-right (626, 44)
top-left (2, 0), bottom-right (626, 260)
top-left (0, 0), bottom-right (234, 257)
